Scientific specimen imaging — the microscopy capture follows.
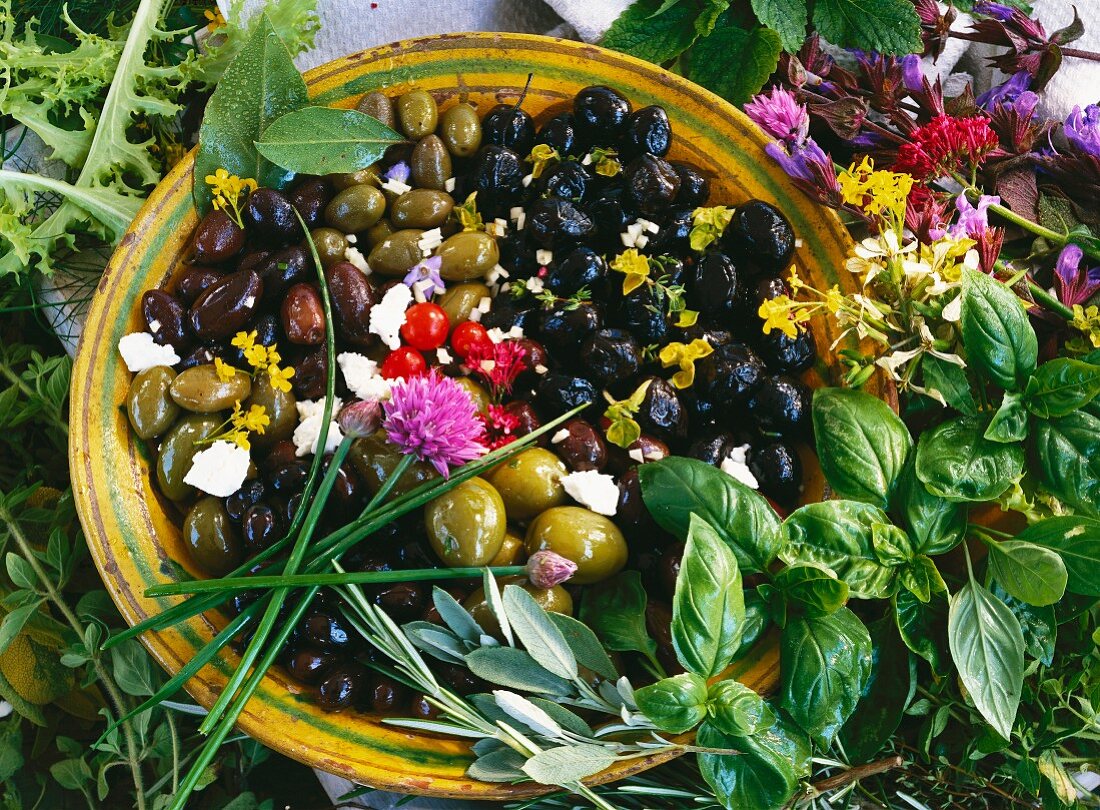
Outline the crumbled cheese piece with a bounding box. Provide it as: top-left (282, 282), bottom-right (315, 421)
top-left (628, 448), bottom-right (646, 464)
top-left (444, 177), bottom-right (456, 192)
top-left (638, 218), bottom-right (660, 234)
top-left (620, 231), bottom-right (636, 248)
top-left (468, 309), bottom-right (483, 322)
top-left (635, 234), bottom-right (649, 249)
top-left (293, 397), bottom-right (345, 457)
top-left (581, 153), bottom-right (593, 166)
top-left (345, 246), bottom-right (369, 273)
top-left (507, 325), bottom-right (525, 339)
top-left (345, 233), bottom-right (358, 244)
top-left (536, 249), bottom-right (553, 266)
top-left (118, 332), bottom-right (180, 372)
top-left (561, 470), bottom-right (619, 516)
top-left (627, 222), bottom-right (644, 239)
top-left (526, 276), bottom-right (545, 294)
top-left (183, 441), bottom-right (251, 497)
top-left (515, 211), bottom-right (526, 230)
top-left (509, 206), bottom-right (524, 220)
top-left (551, 428), bottom-right (570, 444)
top-left (477, 296), bottom-right (492, 313)
top-left (382, 178), bottom-right (412, 195)
top-left (486, 327), bottom-right (507, 344)
top-left (534, 364), bottom-right (548, 375)
top-left (147, 319), bottom-right (162, 334)
top-left (720, 444), bottom-right (759, 490)
top-left (436, 347), bottom-right (454, 365)
top-left (795, 238), bottom-right (804, 248)
top-left (368, 283), bottom-right (413, 350)
top-left (521, 173), bottom-right (534, 187)
top-left (337, 353), bottom-right (392, 402)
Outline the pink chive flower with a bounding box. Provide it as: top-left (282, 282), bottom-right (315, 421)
top-left (339, 399), bottom-right (383, 438)
top-left (384, 161), bottom-right (411, 183)
top-left (404, 255), bottom-right (445, 298)
top-left (745, 86), bottom-right (809, 147)
top-left (383, 370), bottom-right (487, 477)
top-left (479, 404), bottom-right (521, 450)
top-left (526, 550), bottom-right (578, 589)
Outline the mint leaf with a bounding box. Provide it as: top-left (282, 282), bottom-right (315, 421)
top-left (602, 0), bottom-right (701, 64)
top-left (686, 24), bottom-right (781, 106)
top-left (751, 0), bottom-right (809, 52)
top-left (695, 0), bottom-right (731, 37)
top-left (811, 0), bottom-right (922, 55)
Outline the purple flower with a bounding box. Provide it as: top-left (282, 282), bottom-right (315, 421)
top-left (745, 87), bottom-right (809, 147)
top-left (1065, 105), bottom-right (1100, 157)
top-left (384, 161), bottom-right (411, 183)
top-left (383, 370), bottom-right (487, 477)
top-left (974, 1), bottom-right (1015, 21)
top-left (977, 71), bottom-right (1031, 111)
top-left (1054, 244), bottom-right (1100, 306)
top-left (526, 551), bottom-right (578, 589)
top-left (949, 194), bottom-right (999, 239)
top-left (765, 138), bottom-right (831, 184)
top-left (339, 399), bottom-right (383, 437)
top-left (403, 254), bottom-right (445, 298)
top-left (901, 54), bottom-right (924, 95)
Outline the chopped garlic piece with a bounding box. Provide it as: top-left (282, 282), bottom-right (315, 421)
top-left (536, 249), bottom-right (553, 266)
top-left (382, 178), bottom-right (412, 195)
top-left (344, 246), bottom-right (369, 272)
top-left (551, 429), bottom-right (570, 444)
top-left (444, 177), bottom-right (456, 192)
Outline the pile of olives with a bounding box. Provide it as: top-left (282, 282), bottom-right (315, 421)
top-left (124, 82), bottom-right (817, 716)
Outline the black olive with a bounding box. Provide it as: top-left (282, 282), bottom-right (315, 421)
top-left (679, 324), bottom-right (734, 348)
top-left (580, 328), bottom-right (641, 386)
top-left (178, 345), bottom-right (217, 370)
top-left (242, 504), bottom-right (280, 553)
top-left (617, 285), bottom-right (671, 344)
top-left (538, 301), bottom-right (602, 352)
top-left (537, 373), bottom-right (599, 417)
top-left (637, 376), bottom-right (687, 441)
top-left (539, 161), bottom-right (592, 202)
top-left (619, 105), bottom-right (671, 160)
top-left (288, 177), bottom-right (333, 229)
top-left (268, 462), bottom-right (308, 495)
top-left (286, 647), bottom-right (335, 685)
top-left (689, 252), bottom-right (739, 318)
top-left (438, 663), bottom-right (483, 695)
top-left (526, 196), bottom-right (596, 248)
top-left (687, 431), bottom-right (737, 466)
top-left (284, 492), bottom-right (304, 526)
top-left (536, 112), bottom-right (580, 157)
top-left (672, 162), bottom-right (710, 207)
top-left (497, 230), bottom-right (539, 280)
top-left (659, 542), bottom-right (684, 599)
top-left (366, 673), bottom-right (408, 713)
top-left (749, 441), bottom-right (803, 507)
top-left (317, 666), bottom-right (362, 712)
top-left (252, 313), bottom-right (281, 347)
top-left (482, 104), bottom-right (536, 155)
top-left (756, 328), bottom-right (818, 374)
top-left (589, 189), bottom-right (632, 250)
top-left (748, 374), bottom-right (812, 437)
top-left (555, 419), bottom-right (608, 472)
top-left (721, 200), bottom-right (796, 273)
top-left (735, 275), bottom-right (789, 334)
top-left (480, 295), bottom-right (537, 331)
top-left (369, 581), bottom-right (426, 623)
top-left (696, 342), bottom-right (766, 405)
top-left (644, 208), bottom-right (693, 255)
top-left (469, 145), bottom-right (525, 215)
top-left (546, 246), bottom-right (607, 297)
top-left (574, 85), bottom-right (632, 144)
top-left (257, 245), bottom-right (310, 302)
top-left (301, 612), bottom-right (352, 650)
top-left (225, 479), bottom-right (265, 522)
top-left (622, 154), bottom-right (681, 217)
top-left (244, 188), bottom-right (297, 241)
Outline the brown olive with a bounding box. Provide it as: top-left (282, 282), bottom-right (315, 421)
top-left (281, 283), bottom-right (326, 345)
top-left (646, 601), bottom-right (684, 676)
top-left (289, 177), bottom-right (334, 228)
top-left (244, 188), bottom-right (297, 240)
top-left (396, 90), bottom-right (438, 139)
top-left (367, 674), bottom-right (408, 713)
top-left (410, 135), bottom-right (452, 191)
top-left (192, 209), bottom-right (244, 263)
top-left (555, 419), bottom-right (607, 472)
top-left (660, 542), bottom-right (684, 599)
top-left (371, 581), bottom-right (426, 622)
top-left (142, 290), bottom-right (191, 351)
top-left (169, 363), bottom-right (251, 412)
top-left (439, 102), bottom-right (483, 158)
top-left (292, 348), bottom-right (328, 400)
top-left (257, 245), bottom-right (310, 301)
top-left (357, 91), bottom-right (397, 129)
top-left (408, 693), bottom-right (440, 720)
top-left (317, 666), bottom-right (362, 712)
top-left (286, 647), bottom-right (334, 685)
top-left (189, 269), bottom-right (263, 341)
top-left (175, 266), bottom-right (223, 305)
top-left (525, 507), bottom-right (627, 585)
top-left (310, 227), bottom-right (349, 268)
top-left (183, 496), bottom-right (242, 576)
top-left (126, 366), bottom-right (180, 440)
top-left (301, 613), bottom-right (352, 650)
top-left (326, 262), bottom-right (377, 348)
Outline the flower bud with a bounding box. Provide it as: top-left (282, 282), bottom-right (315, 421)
top-left (338, 399), bottom-right (383, 438)
top-left (525, 550), bottom-right (578, 589)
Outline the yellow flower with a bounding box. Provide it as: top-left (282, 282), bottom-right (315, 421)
top-left (837, 157), bottom-right (913, 224)
top-left (214, 357), bottom-right (237, 382)
top-left (758, 295), bottom-right (808, 340)
top-left (240, 404), bottom-right (270, 434)
top-left (787, 264), bottom-right (804, 292)
top-left (825, 285), bottom-right (845, 315)
top-left (226, 428), bottom-right (251, 451)
top-left (588, 147), bottom-right (621, 177)
top-left (267, 363), bottom-right (295, 393)
top-left (203, 7), bottom-right (226, 29)
top-left (610, 249), bottom-right (651, 296)
top-left (527, 144), bottom-right (560, 179)
top-left (689, 206), bottom-right (734, 252)
top-left (675, 309), bottom-right (699, 328)
top-left (204, 169), bottom-right (257, 227)
top-left (659, 339), bottom-right (713, 389)
top-left (1072, 304), bottom-right (1100, 348)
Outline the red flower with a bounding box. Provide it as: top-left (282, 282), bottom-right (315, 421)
top-left (464, 339), bottom-right (528, 401)
top-left (893, 115), bottom-right (999, 180)
top-left (479, 404), bottom-right (521, 450)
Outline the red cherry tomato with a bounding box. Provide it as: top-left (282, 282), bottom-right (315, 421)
top-left (450, 321), bottom-right (492, 358)
top-left (400, 303), bottom-right (450, 351)
top-left (380, 346), bottom-right (427, 380)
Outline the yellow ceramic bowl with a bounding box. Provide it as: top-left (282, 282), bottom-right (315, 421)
top-left (71, 33), bottom-right (875, 798)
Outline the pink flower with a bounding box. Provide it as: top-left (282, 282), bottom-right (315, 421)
top-left (893, 115), bottom-right (999, 180)
top-left (526, 550), bottom-right (578, 589)
top-left (949, 194), bottom-right (999, 239)
top-left (465, 339), bottom-right (528, 401)
top-left (339, 399), bottom-right (383, 437)
top-left (383, 370), bottom-right (487, 477)
top-left (479, 404), bottom-right (521, 450)
top-left (745, 87), bottom-right (809, 147)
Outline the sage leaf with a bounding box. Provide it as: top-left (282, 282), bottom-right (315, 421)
top-left (960, 268), bottom-right (1038, 391)
top-left (915, 415), bottom-right (1025, 503)
top-left (578, 571), bottom-right (657, 662)
top-left (782, 501), bottom-right (897, 599)
top-left (812, 388), bottom-right (912, 509)
top-left (1023, 358), bottom-right (1100, 418)
top-left (402, 621), bottom-right (467, 665)
top-left (521, 745), bottom-right (617, 786)
top-left (501, 585), bottom-right (578, 681)
top-left (990, 581), bottom-right (1056, 666)
top-left (431, 586), bottom-right (484, 643)
top-left (546, 613), bottom-right (618, 680)
top-left (1032, 411), bottom-right (1100, 516)
top-left (948, 579), bottom-right (1025, 740)
top-left (894, 590), bottom-right (947, 676)
top-left (635, 672), bottom-right (708, 733)
top-left (892, 458), bottom-right (966, 556)
top-left (482, 569), bottom-right (513, 645)
top-left (779, 607), bottom-right (872, 747)
top-left (467, 748), bottom-right (528, 782)
top-left (697, 712), bottom-right (809, 810)
top-left (685, 22), bottom-right (782, 106)
top-left (706, 680), bottom-right (773, 736)
top-left (256, 106), bottom-right (404, 175)
top-left (984, 392), bottom-right (1029, 443)
top-left (1017, 515), bottom-right (1100, 596)
top-left (985, 540), bottom-right (1067, 606)
top-left (672, 514), bottom-right (745, 678)
top-left (493, 691), bottom-right (565, 739)
top-left (194, 14), bottom-right (308, 212)
top-left (601, 0), bottom-right (701, 64)
top-left (465, 647), bottom-right (571, 695)
top-left (639, 456), bottom-right (781, 573)
top-left (527, 698), bottom-right (594, 737)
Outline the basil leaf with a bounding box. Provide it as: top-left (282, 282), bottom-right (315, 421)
top-left (839, 617), bottom-right (916, 763)
top-left (898, 555), bottom-right (947, 603)
top-left (960, 268), bottom-right (1038, 391)
top-left (697, 712), bottom-right (809, 810)
top-left (892, 457), bottom-right (966, 556)
top-left (1032, 411), bottom-right (1100, 516)
top-left (465, 647), bottom-right (572, 696)
top-left (989, 582), bottom-right (1056, 667)
top-left (1023, 358), bottom-right (1100, 418)
top-left (948, 578), bottom-right (1025, 739)
top-left (984, 392), bottom-right (1029, 443)
top-left (737, 591), bottom-right (770, 659)
top-left (811, 0), bottom-right (922, 54)
top-left (601, 0), bottom-right (701, 64)
top-left (922, 354), bottom-right (977, 416)
top-left (1017, 515), bottom-right (1100, 596)
top-left (635, 672), bottom-right (708, 733)
top-left (871, 522), bottom-right (915, 566)
top-left (984, 540), bottom-right (1067, 606)
top-left (779, 607), bottom-right (872, 748)
top-left (256, 106), bottom-right (404, 176)
top-left (546, 613), bottom-right (619, 681)
top-left (671, 515), bottom-right (745, 678)
top-left (782, 501), bottom-right (897, 599)
top-left (685, 23), bottom-right (781, 106)
top-left (915, 415), bottom-right (1025, 503)
top-left (639, 456), bottom-right (781, 573)
top-left (812, 388), bottom-right (912, 509)
top-left (502, 585), bottom-right (578, 680)
top-left (894, 590), bottom-right (947, 676)
top-left (750, 0), bottom-right (809, 52)
top-left (578, 571), bottom-right (658, 660)
top-left (194, 14), bottom-right (308, 213)
top-left (706, 680), bottom-right (773, 737)
top-left (774, 564), bottom-right (849, 618)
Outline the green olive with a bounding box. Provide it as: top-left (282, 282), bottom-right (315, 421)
top-left (169, 364), bottom-right (251, 412)
top-left (489, 530), bottom-right (526, 566)
top-left (156, 413), bottom-right (222, 501)
top-left (183, 496), bottom-right (242, 576)
top-left (486, 448), bottom-right (567, 521)
top-left (328, 164), bottom-right (382, 191)
top-left (437, 282), bottom-right (491, 327)
top-left (439, 103), bottom-right (482, 158)
top-left (245, 374), bottom-right (297, 447)
top-left (390, 189), bottom-right (454, 229)
top-left (425, 477), bottom-right (506, 567)
top-left (310, 227), bottom-right (349, 267)
top-left (453, 377), bottom-right (490, 414)
top-left (524, 506), bottom-right (628, 585)
top-left (396, 90), bottom-right (438, 139)
top-left (348, 430), bottom-right (438, 497)
top-left (437, 231), bottom-right (499, 281)
top-left (324, 184), bottom-right (386, 232)
top-left (465, 578), bottom-right (573, 635)
top-left (126, 366), bottom-right (180, 439)
top-left (364, 219), bottom-right (396, 250)
top-left (410, 135), bottom-right (452, 191)
top-left (367, 228), bottom-right (425, 276)
top-left (356, 91), bottom-right (396, 129)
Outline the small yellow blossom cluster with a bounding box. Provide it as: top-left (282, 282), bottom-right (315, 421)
top-left (689, 206), bottom-right (734, 252)
top-left (456, 192), bottom-right (485, 232)
top-left (1071, 304), bottom-right (1100, 349)
top-left (231, 330), bottom-right (295, 392)
top-left (205, 169), bottom-right (257, 228)
top-left (659, 339), bottom-right (713, 389)
top-left (609, 250), bottom-right (699, 328)
top-left (224, 401), bottom-right (270, 450)
top-left (526, 144), bottom-right (560, 179)
top-left (837, 157), bottom-right (914, 224)
top-left (603, 380), bottom-right (652, 449)
top-left (203, 7), bottom-right (226, 29)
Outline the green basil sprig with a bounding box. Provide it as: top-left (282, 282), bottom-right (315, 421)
top-left (960, 268), bottom-right (1038, 392)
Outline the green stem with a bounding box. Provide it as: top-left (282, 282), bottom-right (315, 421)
top-left (0, 355), bottom-right (68, 435)
top-left (1027, 281), bottom-right (1076, 321)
